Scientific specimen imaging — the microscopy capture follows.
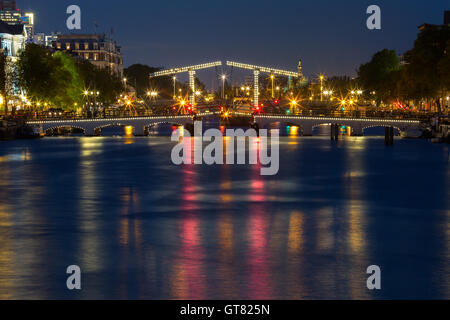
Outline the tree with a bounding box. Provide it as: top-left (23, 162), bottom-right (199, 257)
top-left (51, 51), bottom-right (84, 109)
top-left (17, 44), bottom-right (72, 108)
top-left (76, 59), bottom-right (122, 105)
top-left (0, 51), bottom-right (8, 115)
top-left (125, 64), bottom-right (174, 98)
top-left (357, 49), bottom-right (400, 103)
top-left (402, 25), bottom-right (450, 110)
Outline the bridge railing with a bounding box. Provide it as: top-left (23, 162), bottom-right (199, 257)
top-left (262, 110), bottom-right (434, 121)
top-left (18, 109), bottom-right (438, 122)
top-left (21, 110), bottom-right (185, 121)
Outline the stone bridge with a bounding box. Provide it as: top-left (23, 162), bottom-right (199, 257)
top-left (27, 115), bottom-right (194, 136)
top-left (254, 115), bottom-right (424, 136)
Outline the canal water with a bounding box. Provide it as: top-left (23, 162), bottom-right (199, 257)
top-left (0, 123), bottom-right (449, 299)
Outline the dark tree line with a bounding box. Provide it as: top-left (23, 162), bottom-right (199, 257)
top-left (357, 25), bottom-right (450, 110)
top-left (16, 44), bottom-right (122, 111)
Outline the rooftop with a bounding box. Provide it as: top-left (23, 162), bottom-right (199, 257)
top-left (0, 19), bottom-right (24, 35)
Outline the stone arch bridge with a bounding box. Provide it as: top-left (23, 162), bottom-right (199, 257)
top-left (27, 115), bottom-right (194, 136)
top-left (254, 115), bottom-right (424, 136)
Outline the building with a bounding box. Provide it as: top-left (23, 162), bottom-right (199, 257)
top-left (54, 34), bottom-right (123, 76)
top-left (0, 18), bottom-right (26, 60)
top-left (21, 12), bottom-right (33, 41)
top-left (0, 7), bottom-right (21, 25)
top-left (33, 32), bottom-right (59, 47)
top-left (0, 0), bottom-right (34, 42)
top-left (0, 0), bottom-right (16, 11)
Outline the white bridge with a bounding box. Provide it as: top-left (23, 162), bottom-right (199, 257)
top-left (27, 115), bottom-right (194, 136)
top-left (254, 115), bottom-right (423, 136)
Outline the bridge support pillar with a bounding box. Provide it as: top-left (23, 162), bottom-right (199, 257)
top-left (385, 126), bottom-right (394, 145)
top-left (331, 124), bottom-right (339, 140)
top-left (85, 127), bottom-right (95, 136)
top-left (134, 126), bottom-right (146, 136)
top-left (189, 70), bottom-right (196, 108)
top-left (351, 126), bottom-right (363, 136)
top-left (253, 70), bottom-right (260, 107)
top-left (302, 126), bottom-right (313, 136)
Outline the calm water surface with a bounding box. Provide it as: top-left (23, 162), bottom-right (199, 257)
top-left (0, 125), bottom-right (449, 299)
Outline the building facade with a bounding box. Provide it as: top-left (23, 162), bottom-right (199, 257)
top-left (0, 19), bottom-right (26, 60)
top-left (0, 0), bottom-right (34, 42)
top-left (0, 0), bottom-right (16, 11)
top-left (0, 8), bottom-right (21, 25)
top-left (54, 34), bottom-right (123, 76)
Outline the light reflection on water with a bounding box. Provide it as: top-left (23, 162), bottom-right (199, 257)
top-left (0, 131), bottom-right (448, 299)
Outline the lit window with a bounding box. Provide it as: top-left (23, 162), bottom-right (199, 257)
top-left (75, 43), bottom-right (80, 50)
top-left (84, 43), bottom-right (89, 50)
top-left (66, 43), bottom-right (70, 50)
top-left (84, 53), bottom-right (89, 60)
top-left (94, 53), bottom-right (98, 61)
top-left (56, 42), bottom-right (61, 49)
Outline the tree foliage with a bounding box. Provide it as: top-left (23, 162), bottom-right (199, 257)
top-left (402, 26), bottom-right (450, 101)
top-left (17, 43), bottom-right (122, 110)
top-left (76, 59), bottom-right (122, 104)
top-left (357, 49), bottom-right (400, 103)
top-left (124, 64), bottom-right (207, 99)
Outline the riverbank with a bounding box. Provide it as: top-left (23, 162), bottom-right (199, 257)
top-left (0, 117), bottom-right (40, 140)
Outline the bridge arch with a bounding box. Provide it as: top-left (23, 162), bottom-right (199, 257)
top-left (94, 123), bottom-right (135, 136)
top-left (362, 124), bottom-right (402, 135)
top-left (44, 125), bottom-right (86, 135)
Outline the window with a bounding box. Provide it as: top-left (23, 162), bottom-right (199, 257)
top-left (75, 42), bottom-right (80, 50)
top-left (93, 42), bottom-right (98, 50)
top-left (56, 42), bottom-right (61, 49)
top-left (66, 43), bottom-right (71, 50)
top-left (84, 53), bottom-right (89, 60)
top-left (94, 53), bottom-right (98, 61)
top-left (84, 42), bottom-right (89, 50)
top-left (1, 40), bottom-right (12, 56)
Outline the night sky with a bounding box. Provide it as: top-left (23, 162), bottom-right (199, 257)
top-left (18, 0), bottom-right (450, 86)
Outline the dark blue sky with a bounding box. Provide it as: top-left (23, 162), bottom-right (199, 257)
top-left (19, 0), bottom-right (450, 85)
